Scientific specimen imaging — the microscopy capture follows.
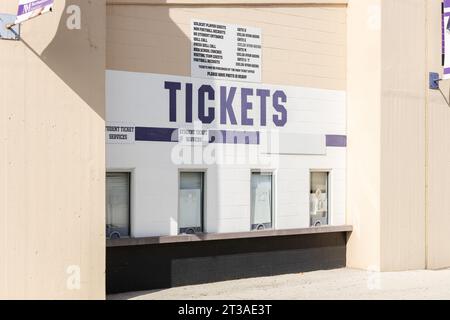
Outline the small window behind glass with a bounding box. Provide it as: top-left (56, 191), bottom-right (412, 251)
top-left (251, 172), bottom-right (273, 231)
top-left (179, 172), bottom-right (204, 234)
top-left (106, 172), bottom-right (130, 239)
top-left (310, 172), bottom-right (329, 227)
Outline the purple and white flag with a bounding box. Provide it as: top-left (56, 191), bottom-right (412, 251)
top-left (443, 0), bottom-right (450, 79)
top-left (14, 0), bottom-right (54, 25)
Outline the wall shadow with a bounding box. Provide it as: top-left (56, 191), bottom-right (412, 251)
top-left (21, 0), bottom-right (106, 119)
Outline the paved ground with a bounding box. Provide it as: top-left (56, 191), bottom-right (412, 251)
top-left (108, 268), bottom-right (450, 300)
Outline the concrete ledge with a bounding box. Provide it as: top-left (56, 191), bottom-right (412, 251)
top-left (107, 227), bottom-right (351, 293)
top-left (107, 225), bottom-right (353, 247)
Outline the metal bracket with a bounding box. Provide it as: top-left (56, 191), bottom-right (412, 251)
top-left (0, 14), bottom-right (20, 41)
top-left (429, 72), bottom-right (441, 90)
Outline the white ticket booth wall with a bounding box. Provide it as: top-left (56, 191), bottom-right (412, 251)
top-left (106, 4), bottom-right (347, 238)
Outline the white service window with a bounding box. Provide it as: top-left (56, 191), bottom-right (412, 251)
top-left (251, 172), bottom-right (273, 231)
top-left (310, 172), bottom-right (329, 227)
top-left (179, 172), bottom-right (204, 234)
top-left (106, 172), bottom-right (131, 239)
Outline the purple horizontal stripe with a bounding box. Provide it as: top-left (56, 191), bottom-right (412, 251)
top-left (326, 135), bottom-right (347, 147)
top-left (135, 127), bottom-right (178, 142)
top-left (17, 0), bottom-right (53, 16)
top-left (135, 127), bottom-right (260, 145)
top-left (135, 127), bottom-right (347, 148)
top-left (444, 67), bottom-right (450, 74)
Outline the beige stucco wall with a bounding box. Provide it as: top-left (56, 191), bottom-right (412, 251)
top-left (347, 0), bottom-right (450, 272)
top-left (347, 0), bottom-right (427, 271)
top-left (379, 0), bottom-right (426, 271)
top-left (0, 0), bottom-right (106, 299)
top-left (106, 1), bottom-right (347, 90)
top-left (426, 0), bottom-right (450, 270)
top-left (346, 0), bottom-right (382, 271)
top-left (0, 0), bottom-right (449, 299)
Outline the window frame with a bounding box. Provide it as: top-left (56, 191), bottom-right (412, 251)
top-left (106, 171), bottom-right (132, 239)
top-left (309, 170), bottom-right (332, 227)
top-left (250, 169), bottom-right (276, 231)
top-left (177, 170), bottom-right (206, 235)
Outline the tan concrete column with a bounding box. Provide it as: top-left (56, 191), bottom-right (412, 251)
top-left (379, 0), bottom-right (426, 271)
top-left (0, 1), bottom-right (106, 299)
top-left (347, 0), bottom-right (426, 271)
top-left (426, 0), bottom-right (450, 270)
top-left (346, 0), bottom-right (382, 271)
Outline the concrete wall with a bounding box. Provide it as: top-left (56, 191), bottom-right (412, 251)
top-left (379, 0), bottom-right (426, 272)
top-left (346, 0), bottom-right (382, 271)
top-left (0, 0), bottom-right (106, 299)
top-left (426, 0), bottom-right (450, 270)
top-left (1, 0), bottom-right (449, 299)
top-left (106, 1), bottom-right (347, 90)
top-left (347, 0), bottom-right (450, 272)
top-left (347, 0), bottom-right (427, 271)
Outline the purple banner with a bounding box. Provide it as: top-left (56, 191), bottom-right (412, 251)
top-left (15, 0), bottom-right (54, 24)
top-left (326, 135), bottom-right (347, 148)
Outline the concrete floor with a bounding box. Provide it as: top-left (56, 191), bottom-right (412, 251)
top-left (107, 268), bottom-right (450, 300)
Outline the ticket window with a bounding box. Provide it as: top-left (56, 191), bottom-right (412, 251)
top-left (251, 172), bottom-right (273, 231)
top-left (310, 172), bottom-right (329, 227)
top-left (179, 172), bottom-right (205, 235)
top-left (106, 172), bottom-right (131, 239)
